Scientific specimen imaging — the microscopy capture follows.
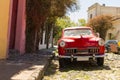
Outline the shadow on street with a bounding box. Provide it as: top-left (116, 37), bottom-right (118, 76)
top-left (44, 59), bottom-right (111, 76)
top-left (60, 61), bottom-right (111, 72)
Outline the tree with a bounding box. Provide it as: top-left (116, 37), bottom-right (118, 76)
top-left (45, 0), bottom-right (79, 48)
top-left (26, 0), bottom-right (79, 53)
top-left (26, 0), bottom-right (51, 53)
top-left (54, 16), bottom-right (76, 44)
top-left (87, 15), bottom-right (113, 40)
top-left (78, 18), bottom-right (86, 26)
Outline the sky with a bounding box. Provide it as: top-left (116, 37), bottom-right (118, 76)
top-left (68, 0), bottom-right (120, 22)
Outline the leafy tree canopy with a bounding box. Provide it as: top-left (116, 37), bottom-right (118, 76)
top-left (87, 15), bottom-right (113, 40)
top-left (26, 0), bottom-right (79, 52)
top-left (50, 0), bottom-right (79, 17)
top-left (77, 18), bottom-right (86, 26)
top-left (53, 16), bottom-right (76, 44)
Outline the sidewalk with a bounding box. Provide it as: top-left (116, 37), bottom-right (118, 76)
top-left (0, 49), bottom-right (55, 80)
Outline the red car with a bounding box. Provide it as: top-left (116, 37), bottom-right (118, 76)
top-left (58, 27), bottom-right (105, 68)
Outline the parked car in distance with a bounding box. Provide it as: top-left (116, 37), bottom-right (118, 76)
top-left (58, 27), bottom-right (105, 68)
top-left (105, 40), bottom-right (120, 54)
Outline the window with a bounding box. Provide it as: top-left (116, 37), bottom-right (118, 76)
top-left (108, 33), bottom-right (112, 39)
top-left (90, 14), bottom-right (93, 19)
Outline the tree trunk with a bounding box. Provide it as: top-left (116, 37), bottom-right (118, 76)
top-left (46, 25), bottom-right (49, 49)
top-left (51, 25), bottom-right (54, 48)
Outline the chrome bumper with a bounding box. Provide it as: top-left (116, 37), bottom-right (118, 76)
top-left (59, 54), bottom-right (105, 58)
top-left (59, 54), bottom-right (105, 61)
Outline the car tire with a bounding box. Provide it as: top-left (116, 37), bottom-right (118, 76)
top-left (107, 48), bottom-right (111, 53)
top-left (97, 57), bottom-right (104, 66)
top-left (118, 50), bottom-right (120, 54)
top-left (114, 52), bottom-right (118, 54)
top-left (59, 58), bottom-right (66, 68)
top-left (59, 58), bottom-right (71, 68)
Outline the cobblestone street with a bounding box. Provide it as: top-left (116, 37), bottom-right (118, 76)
top-left (43, 53), bottom-right (120, 80)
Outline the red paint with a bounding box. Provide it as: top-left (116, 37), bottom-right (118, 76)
top-left (99, 46), bottom-right (105, 54)
top-left (15, 0), bottom-right (26, 54)
top-left (8, 0), bottom-right (26, 54)
top-left (58, 27), bottom-right (105, 55)
top-left (58, 47), bottom-right (65, 55)
top-left (9, 0), bottom-right (18, 49)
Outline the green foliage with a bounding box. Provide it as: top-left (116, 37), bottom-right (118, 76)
top-left (87, 15), bottom-right (113, 40)
top-left (53, 16), bottom-right (76, 44)
top-left (78, 19), bottom-right (86, 26)
top-left (56, 16), bottom-right (76, 28)
top-left (50, 0), bottom-right (79, 17)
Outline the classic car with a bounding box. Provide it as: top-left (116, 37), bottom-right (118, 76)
top-left (58, 27), bottom-right (105, 68)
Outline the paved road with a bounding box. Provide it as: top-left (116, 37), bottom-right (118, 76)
top-left (43, 53), bottom-right (120, 80)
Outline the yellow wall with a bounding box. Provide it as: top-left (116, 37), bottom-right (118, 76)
top-left (0, 0), bottom-right (10, 59)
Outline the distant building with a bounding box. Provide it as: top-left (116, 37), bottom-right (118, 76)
top-left (88, 3), bottom-right (120, 41)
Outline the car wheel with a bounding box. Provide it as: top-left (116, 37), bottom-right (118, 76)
top-left (59, 58), bottom-right (66, 68)
top-left (118, 48), bottom-right (120, 54)
top-left (97, 57), bottom-right (104, 66)
top-left (114, 52), bottom-right (118, 54)
top-left (59, 58), bottom-right (71, 68)
top-left (118, 50), bottom-right (120, 54)
top-left (107, 48), bottom-right (111, 53)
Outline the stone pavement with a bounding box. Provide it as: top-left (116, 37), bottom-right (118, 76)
top-left (0, 49), bottom-right (55, 80)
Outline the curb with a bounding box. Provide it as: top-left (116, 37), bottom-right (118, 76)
top-left (38, 58), bottom-right (52, 80)
top-left (7, 49), bottom-right (56, 80)
top-left (29, 55), bottom-right (54, 80)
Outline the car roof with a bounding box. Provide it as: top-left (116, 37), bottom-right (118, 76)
top-left (106, 40), bottom-right (118, 42)
top-left (64, 26), bottom-right (92, 30)
top-left (105, 40), bottom-right (118, 43)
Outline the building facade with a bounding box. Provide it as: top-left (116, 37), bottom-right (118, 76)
top-left (0, 0), bottom-right (26, 59)
top-left (88, 3), bottom-right (120, 41)
top-left (0, 0), bottom-right (11, 59)
top-left (0, 0), bottom-right (53, 59)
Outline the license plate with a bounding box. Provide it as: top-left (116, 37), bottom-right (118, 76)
top-left (77, 57), bottom-right (89, 61)
top-left (77, 52), bottom-right (88, 54)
